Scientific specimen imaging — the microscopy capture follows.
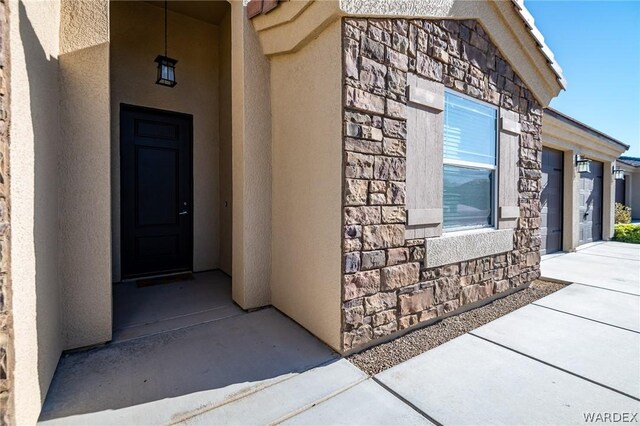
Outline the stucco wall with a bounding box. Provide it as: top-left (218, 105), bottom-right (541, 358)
top-left (603, 161), bottom-right (615, 240)
top-left (57, 0), bottom-right (111, 351)
top-left (110, 1), bottom-right (224, 280)
top-left (231, 1), bottom-right (272, 309)
top-left (58, 42), bottom-right (111, 349)
top-left (270, 20), bottom-right (343, 351)
top-left (219, 7), bottom-right (232, 276)
top-left (562, 150), bottom-right (578, 251)
top-left (9, 0), bottom-right (62, 423)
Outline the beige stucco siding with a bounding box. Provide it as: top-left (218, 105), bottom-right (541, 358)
top-left (219, 7), bottom-right (233, 276)
top-left (9, 0), bottom-right (62, 423)
top-left (110, 1), bottom-right (224, 280)
top-left (270, 21), bottom-right (343, 351)
top-left (58, 42), bottom-right (111, 349)
top-left (231, 0), bottom-right (272, 309)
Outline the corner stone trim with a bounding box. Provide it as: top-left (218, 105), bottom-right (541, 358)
top-left (0, 0), bottom-right (13, 423)
top-left (424, 229), bottom-right (514, 268)
top-left (341, 18), bottom-right (543, 352)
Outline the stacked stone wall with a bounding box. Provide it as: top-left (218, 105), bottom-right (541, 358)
top-left (0, 0), bottom-right (11, 423)
top-left (341, 18), bottom-right (543, 351)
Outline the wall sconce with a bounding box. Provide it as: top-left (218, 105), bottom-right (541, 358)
top-left (613, 167), bottom-right (625, 180)
top-left (575, 155), bottom-right (591, 174)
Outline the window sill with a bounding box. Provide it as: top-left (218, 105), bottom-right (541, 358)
top-left (424, 228), bottom-right (514, 268)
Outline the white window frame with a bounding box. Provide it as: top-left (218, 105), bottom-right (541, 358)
top-left (442, 89), bottom-right (499, 233)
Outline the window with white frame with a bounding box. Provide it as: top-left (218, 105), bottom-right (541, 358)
top-left (443, 91), bottom-right (498, 231)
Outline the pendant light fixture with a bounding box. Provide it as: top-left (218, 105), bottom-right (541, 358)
top-left (155, 0), bottom-right (177, 87)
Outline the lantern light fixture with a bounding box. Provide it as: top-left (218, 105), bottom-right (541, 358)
top-left (155, 0), bottom-right (177, 87)
top-left (613, 167), bottom-right (625, 180)
top-left (576, 155), bottom-right (591, 174)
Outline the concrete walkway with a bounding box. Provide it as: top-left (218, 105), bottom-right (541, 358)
top-left (40, 242), bottom-right (640, 425)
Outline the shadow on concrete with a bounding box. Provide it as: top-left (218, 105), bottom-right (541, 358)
top-left (38, 302), bottom-right (337, 423)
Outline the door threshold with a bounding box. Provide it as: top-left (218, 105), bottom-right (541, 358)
top-left (120, 270), bottom-right (193, 283)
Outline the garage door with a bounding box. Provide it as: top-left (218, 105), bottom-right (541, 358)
top-left (541, 148), bottom-right (563, 255)
top-left (579, 160), bottom-right (603, 245)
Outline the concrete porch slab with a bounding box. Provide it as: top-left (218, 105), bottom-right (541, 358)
top-left (533, 284), bottom-right (640, 332)
top-left (281, 379), bottom-right (432, 425)
top-left (112, 270), bottom-right (243, 342)
top-left (472, 304), bottom-right (640, 398)
top-left (38, 308), bottom-right (337, 425)
top-left (113, 304), bottom-right (243, 343)
top-left (181, 359), bottom-right (367, 425)
top-left (376, 334), bottom-right (639, 425)
top-left (541, 242), bottom-right (640, 295)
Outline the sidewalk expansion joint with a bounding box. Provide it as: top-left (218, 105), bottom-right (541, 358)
top-left (571, 252), bottom-right (640, 262)
top-left (371, 376), bottom-right (444, 426)
top-left (569, 282), bottom-right (640, 297)
top-left (468, 333), bottom-right (640, 402)
top-left (531, 303), bottom-right (639, 334)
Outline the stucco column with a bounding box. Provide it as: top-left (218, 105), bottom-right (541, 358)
top-left (562, 149), bottom-right (578, 251)
top-left (230, 1), bottom-right (272, 309)
top-left (603, 161), bottom-right (615, 239)
top-left (625, 173), bottom-right (632, 210)
top-left (10, 1), bottom-right (63, 423)
top-left (58, 0), bottom-right (111, 349)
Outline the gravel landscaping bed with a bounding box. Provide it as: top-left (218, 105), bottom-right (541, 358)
top-left (348, 280), bottom-right (566, 375)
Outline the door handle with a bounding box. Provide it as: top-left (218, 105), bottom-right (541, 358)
top-left (179, 211), bottom-right (189, 215)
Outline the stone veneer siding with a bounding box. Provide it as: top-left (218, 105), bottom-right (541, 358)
top-left (341, 18), bottom-right (543, 351)
top-left (0, 0), bottom-right (11, 423)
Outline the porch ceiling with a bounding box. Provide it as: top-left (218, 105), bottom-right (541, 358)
top-left (145, 0), bottom-right (229, 25)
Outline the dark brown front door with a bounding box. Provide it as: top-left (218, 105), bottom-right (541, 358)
top-left (541, 147), bottom-right (563, 255)
top-left (121, 105), bottom-right (193, 279)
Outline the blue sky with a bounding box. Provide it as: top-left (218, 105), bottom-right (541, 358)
top-left (525, 0), bottom-right (640, 157)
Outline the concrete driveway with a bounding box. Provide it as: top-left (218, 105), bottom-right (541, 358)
top-left (540, 241), bottom-right (640, 295)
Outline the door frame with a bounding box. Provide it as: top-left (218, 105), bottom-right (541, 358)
top-left (119, 103), bottom-right (194, 279)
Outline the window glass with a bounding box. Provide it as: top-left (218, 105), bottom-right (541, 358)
top-left (443, 165), bottom-right (493, 229)
top-left (444, 92), bottom-right (497, 166)
top-left (442, 91), bottom-right (497, 231)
